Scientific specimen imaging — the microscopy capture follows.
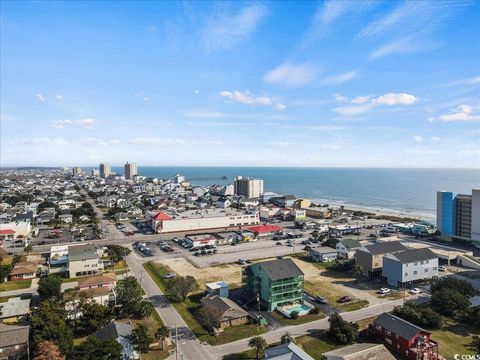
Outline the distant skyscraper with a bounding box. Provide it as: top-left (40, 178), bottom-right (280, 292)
top-left (72, 167), bottom-right (82, 175)
top-left (437, 189), bottom-right (480, 243)
top-left (99, 163), bottom-right (111, 179)
top-left (124, 162), bottom-right (137, 180)
top-left (234, 176), bottom-right (264, 198)
top-left (91, 169), bottom-right (100, 176)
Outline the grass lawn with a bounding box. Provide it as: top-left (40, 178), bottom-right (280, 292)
top-left (355, 316), bottom-right (376, 330)
top-left (114, 260), bottom-right (127, 270)
top-left (430, 318), bottom-right (480, 359)
top-left (336, 299), bottom-right (369, 312)
top-left (271, 311), bottom-right (326, 326)
top-left (141, 347), bottom-right (172, 360)
top-left (1, 255), bottom-right (13, 266)
top-left (0, 279), bottom-right (31, 292)
top-left (143, 261), bottom-right (265, 346)
top-left (62, 277), bottom-right (78, 283)
top-left (304, 281), bottom-right (351, 305)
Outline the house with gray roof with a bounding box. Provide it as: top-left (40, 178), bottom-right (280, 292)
top-left (0, 323), bottom-right (30, 360)
top-left (94, 321), bottom-right (139, 360)
top-left (383, 248), bottom-right (439, 287)
top-left (265, 342), bottom-right (315, 360)
top-left (323, 343), bottom-right (395, 360)
top-left (0, 297), bottom-right (31, 322)
top-left (355, 241), bottom-right (408, 278)
top-left (68, 243), bottom-right (104, 278)
top-left (308, 246), bottom-right (338, 262)
top-left (336, 238), bottom-right (362, 260)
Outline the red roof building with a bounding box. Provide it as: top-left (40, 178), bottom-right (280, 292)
top-left (151, 212), bottom-right (172, 221)
top-left (247, 225), bottom-right (282, 234)
top-left (0, 230), bottom-right (16, 235)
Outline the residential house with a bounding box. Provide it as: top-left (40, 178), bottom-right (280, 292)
top-left (200, 295), bottom-right (250, 329)
top-left (0, 323), bottom-right (30, 360)
top-left (336, 239), bottom-right (362, 260)
top-left (271, 195), bottom-right (296, 207)
top-left (265, 342), bottom-right (315, 360)
top-left (8, 261), bottom-right (38, 281)
top-left (59, 214), bottom-right (73, 223)
top-left (216, 197), bottom-right (232, 209)
top-left (94, 321), bottom-right (139, 360)
top-left (293, 198), bottom-right (312, 209)
top-left (0, 297), bottom-right (31, 323)
top-left (243, 258), bottom-right (304, 311)
top-left (323, 343), bottom-right (396, 360)
top-left (36, 210), bottom-right (56, 225)
top-left (355, 241), bottom-right (408, 278)
top-left (68, 243), bottom-right (104, 278)
top-left (382, 248), bottom-right (439, 287)
top-left (369, 313), bottom-right (440, 360)
top-left (309, 246), bottom-right (338, 262)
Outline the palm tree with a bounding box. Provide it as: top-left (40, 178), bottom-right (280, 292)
top-left (281, 331), bottom-right (295, 344)
top-left (155, 325), bottom-right (170, 350)
top-left (248, 335), bottom-right (267, 360)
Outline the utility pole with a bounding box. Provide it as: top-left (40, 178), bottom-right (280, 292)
top-left (175, 324), bottom-right (179, 360)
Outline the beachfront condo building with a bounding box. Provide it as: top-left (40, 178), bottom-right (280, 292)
top-left (242, 258), bottom-right (304, 311)
top-left (234, 176), bottom-right (264, 198)
top-left (124, 161), bottom-right (137, 180)
top-left (99, 163), bottom-right (111, 179)
top-left (437, 189), bottom-right (480, 243)
top-left (72, 167), bottom-right (82, 175)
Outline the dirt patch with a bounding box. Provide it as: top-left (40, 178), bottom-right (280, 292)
top-left (157, 257), bottom-right (244, 289)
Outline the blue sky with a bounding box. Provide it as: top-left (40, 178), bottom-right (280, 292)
top-left (1, 0), bottom-right (479, 168)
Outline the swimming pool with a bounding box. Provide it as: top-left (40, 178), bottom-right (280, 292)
top-left (281, 304), bottom-right (312, 317)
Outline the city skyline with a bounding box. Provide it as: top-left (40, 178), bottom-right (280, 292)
top-left (1, 1), bottom-right (480, 168)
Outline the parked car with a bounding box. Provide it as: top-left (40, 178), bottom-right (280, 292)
top-left (316, 296), bottom-right (327, 304)
top-left (238, 259), bottom-right (247, 265)
top-left (438, 266), bottom-right (447, 272)
top-left (409, 288), bottom-right (421, 294)
top-left (337, 296), bottom-right (352, 303)
top-left (379, 288), bottom-right (391, 294)
top-left (163, 272), bottom-right (176, 279)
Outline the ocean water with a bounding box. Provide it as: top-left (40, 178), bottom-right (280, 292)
top-left (107, 167), bottom-right (480, 220)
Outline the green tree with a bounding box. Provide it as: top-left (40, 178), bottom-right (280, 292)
top-left (38, 274), bottom-right (63, 302)
top-left (116, 276), bottom-right (143, 315)
top-left (328, 313), bottom-right (359, 344)
top-left (281, 331), bottom-right (295, 344)
top-left (105, 245), bottom-right (131, 265)
top-left (129, 324), bottom-right (152, 354)
top-left (24, 244), bottom-right (33, 253)
top-left (471, 336), bottom-right (480, 354)
top-left (248, 335), bottom-right (267, 360)
top-left (132, 300), bottom-right (154, 319)
top-left (198, 305), bottom-right (222, 334)
top-left (431, 277), bottom-right (478, 298)
top-left (290, 310), bottom-right (299, 319)
top-left (155, 325), bottom-right (171, 350)
top-left (80, 302), bottom-right (114, 331)
top-left (31, 301), bottom-right (73, 356)
top-left (0, 264), bottom-right (12, 283)
top-left (166, 275), bottom-right (198, 302)
top-left (71, 336), bottom-right (122, 360)
top-left (431, 288), bottom-right (471, 317)
top-left (393, 302), bottom-right (443, 329)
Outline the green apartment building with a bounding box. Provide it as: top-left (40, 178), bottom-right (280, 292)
top-left (242, 258), bottom-right (305, 311)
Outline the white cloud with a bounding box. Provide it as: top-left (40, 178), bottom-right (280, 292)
top-left (333, 94), bottom-right (349, 103)
top-left (375, 93), bottom-right (417, 106)
top-left (444, 75), bottom-right (480, 87)
top-left (110, 139), bottom-right (121, 145)
top-left (351, 96), bottom-right (372, 104)
top-left (128, 137), bottom-right (187, 145)
top-left (437, 104), bottom-right (480, 122)
top-left (185, 110), bottom-right (227, 119)
top-left (430, 136), bottom-right (442, 142)
top-left (368, 37), bottom-right (413, 59)
top-left (18, 137), bottom-right (67, 146)
top-left (52, 119), bottom-right (74, 129)
top-left (322, 71), bottom-right (358, 85)
top-left (81, 137), bottom-right (107, 146)
top-left (268, 141), bottom-right (295, 148)
top-left (36, 94), bottom-right (45, 102)
top-left (55, 95), bottom-right (63, 100)
top-left (334, 92), bottom-right (418, 116)
top-left (413, 136), bottom-right (423, 142)
top-left (220, 90), bottom-right (286, 111)
top-left (263, 62), bottom-right (318, 88)
top-left (51, 118), bottom-right (98, 130)
top-left (202, 4), bottom-right (269, 51)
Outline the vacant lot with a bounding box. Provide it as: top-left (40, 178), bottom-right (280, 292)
top-left (431, 318), bottom-right (480, 359)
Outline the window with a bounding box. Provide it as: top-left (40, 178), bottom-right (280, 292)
top-left (433, 267), bottom-right (437, 271)
top-left (414, 271), bottom-right (417, 275)
top-left (396, 335), bottom-right (399, 339)
top-left (405, 263), bottom-right (408, 267)
top-left (425, 260), bottom-right (429, 264)
top-left (397, 345), bottom-right (400, 350)
top-left (414, 262), bottom-right (418, 266)
top-left (405, 273), bottom-right (408, 277)
top-left (386, 338), bottom-right (392, 345)
top-left (385, 330), bottom-right (391, 336)
top-left (425, 268), bottom-right (428, 272)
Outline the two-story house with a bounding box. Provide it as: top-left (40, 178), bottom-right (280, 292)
top-left (382, 248), bottom-right (439, 288)
top-left (369, 313), bottom-right (440, 360)
top-left (355, 241), bottom-right (407, 278)
top-left (243, 258), bottom-right (304, 311)
top-left (336, 238), bottom-right (362, 260)
top-left (68, 243), bottom-right (104, 278)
